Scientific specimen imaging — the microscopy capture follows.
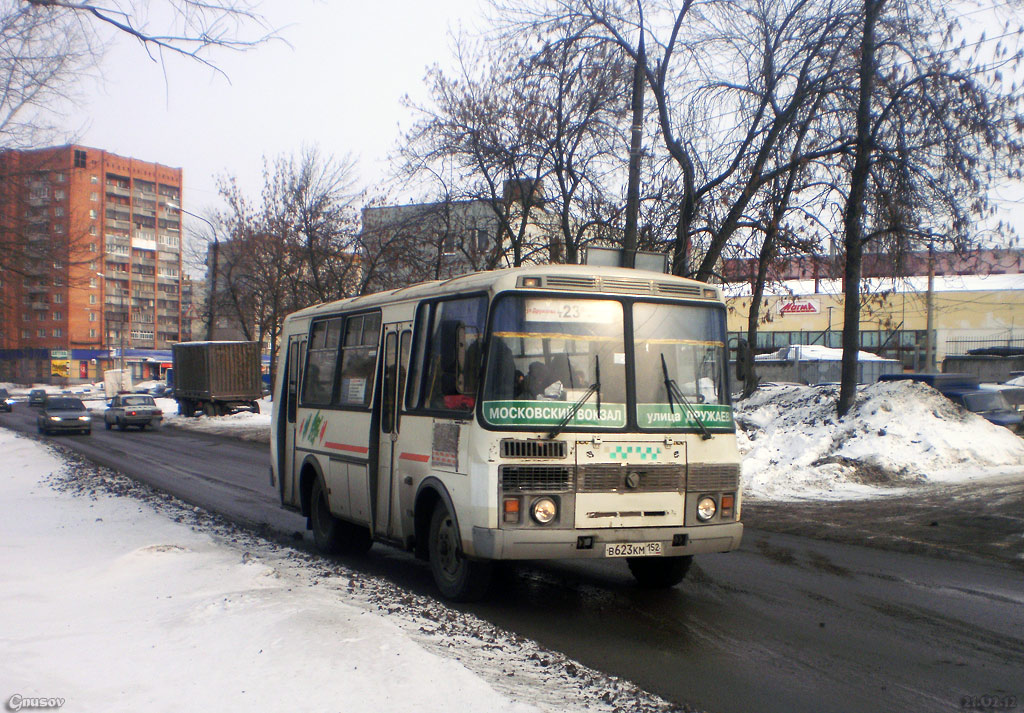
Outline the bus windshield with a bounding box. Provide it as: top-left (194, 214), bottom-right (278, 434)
top-left (633, 302), bottom-right (731, 429)
top-left (481, 296), bottom-right (627, 429)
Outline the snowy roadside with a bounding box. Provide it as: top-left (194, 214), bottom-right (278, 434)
top-left (735, 381), bottom-right (1024, 501)
top-left (0, 430), bottom-right (683, 713)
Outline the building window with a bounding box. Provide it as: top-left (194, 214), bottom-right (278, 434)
top-left (53, 224), bottom-right (63, 234)
top-left (74, 150), bottom-right (87, 168)
top-left (52, 312), bottom-right (62, 321)
top-left (52, 293), bottom-right (62, 304)
top-left (89, 224), bottom-right (97, 235)
top-left (22, 329), bottom-right (31, 339)
top-left (54, 206), bottom-right (64, 217)
top-left (89, 294), bottom-right (97, 305)
top-left (89, 312), bottom-right (97, 321)
top-left (89, 209), bottom-right (97, 219)
top-left (89, 329), bottom-right (97, 338)
top-left (90, 175), bottom-right (98, 184)
top-left (88, 243), bottom-right (97, 252)
top-left (90, 192), bottom-right (98, 202)
top-left (22, 313), bottom-right (30, 322)
top-left (37, 329), bottom-right (46, 338)
top-left (89, 278), bottom-right (97, 288)
top-left (53, 328), bottom-right (62, 337)
top-left (55, 172), bottom-right (65, 183)
top-left (54, 189), bottom-right (65, 200)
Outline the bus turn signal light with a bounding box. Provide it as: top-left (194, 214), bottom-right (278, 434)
top-left (721, 494), bottom-right (735, 519)
top-left (503, 497), bottom-right (520, 524)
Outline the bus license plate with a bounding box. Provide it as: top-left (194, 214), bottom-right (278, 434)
top-left (605, 542), bottom-right (662, 558)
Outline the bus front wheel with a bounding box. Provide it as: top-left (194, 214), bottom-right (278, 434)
top-left (310, 478), bottom-right (372, 556)
top-left (627, 555), bottom-right (693, 588)
top-left (428, 505), bottom-right (492, 602)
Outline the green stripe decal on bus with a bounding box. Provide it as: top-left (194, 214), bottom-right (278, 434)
top-left (635, 403), bottom-right (734, 429)
top-left (482, 401), bottom-right (627, 428)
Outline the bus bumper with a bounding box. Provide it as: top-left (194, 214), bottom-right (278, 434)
top-left (469, 522), bottom-right (743, 561)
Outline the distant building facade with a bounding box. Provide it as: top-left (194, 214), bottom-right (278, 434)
top-left (360, 181), bottom-right (558, 290)
top-left (724, 249), bottom-right (1024, 369)
top-left (0, 145), bottom-right (184, 383)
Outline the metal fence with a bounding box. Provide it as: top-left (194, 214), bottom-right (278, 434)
top-left (944, 337), bottom-right (1024, 357)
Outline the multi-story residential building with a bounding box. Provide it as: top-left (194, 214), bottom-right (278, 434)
top-left (0, 145), bottom-right (184, 383)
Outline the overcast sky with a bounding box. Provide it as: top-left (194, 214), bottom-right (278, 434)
top-left (67, 0), bottom-right (485, 218)
top-left (64, 0), bottom-right (1024, 249)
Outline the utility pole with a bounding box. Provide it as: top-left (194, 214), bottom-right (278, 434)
top-left (622, 36), bottom-right (646, 270)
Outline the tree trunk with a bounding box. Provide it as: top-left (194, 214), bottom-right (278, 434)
top-left (838, 0), bottom-right (882, 417)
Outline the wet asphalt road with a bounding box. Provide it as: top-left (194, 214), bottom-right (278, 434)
top-left (3, 403), bottom-right (1022, 713)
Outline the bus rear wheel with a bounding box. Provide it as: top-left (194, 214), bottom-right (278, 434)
top-left (428, 505), bottom-right (492, 602)
top-left (627, 555), bottom-right (693, 588)
top-left (310, 478), bottom-right (372, 556)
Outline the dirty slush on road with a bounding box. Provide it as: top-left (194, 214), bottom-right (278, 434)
top-left (742, 476), bottom-right (1024, 570)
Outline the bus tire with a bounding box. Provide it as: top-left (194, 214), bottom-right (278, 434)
top-left (428, 504), bottom-right (492, 602)
top-left (627, 555), bottom-right (693, 588)
top-left (310, 478), bottom-right (372, 555)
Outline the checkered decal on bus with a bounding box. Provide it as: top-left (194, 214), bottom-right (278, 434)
top-left (609, 445), bottom-right (662, 461)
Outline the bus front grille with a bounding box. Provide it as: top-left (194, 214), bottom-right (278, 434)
top-left (687, 463), bottom-right (740, 491)
top-left (577, 464), bottom-right (685, 492)
top-left (500, 439), bottom-right (567, 459)
top-left (500, 465), bottom-right (573, 492)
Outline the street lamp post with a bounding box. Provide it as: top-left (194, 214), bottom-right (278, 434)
top-left (167, 201), bottom-right (218, 341)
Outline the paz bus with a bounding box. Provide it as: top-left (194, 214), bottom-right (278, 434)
top-left (270, 264), bottom-right (743, 600)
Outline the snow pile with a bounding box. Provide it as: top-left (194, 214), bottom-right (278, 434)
top-left (736, 380), bottom-right (1024, 500)
top-left (0, 431), bottom-right (675, 713)
top-left (756, 344), bottom-right (887, 362)
top-left (157, 397), bottom-right (272, 443)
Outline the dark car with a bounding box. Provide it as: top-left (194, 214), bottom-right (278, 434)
top-left (0, 387), bottom-right (11, 412)
top-left (945, 388), bottom-right (1023, 432)
top-left (36, 396), bottom-right (91, 435)
top-left (104, 393), bottom-right (163, 431)
top-left (28, 388), bottom-right (47, 407)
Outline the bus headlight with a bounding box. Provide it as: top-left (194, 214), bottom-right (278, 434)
top-left (696, 496), bottom-right (717, 522)
top-left (531, 497), bottom-right (557, 524)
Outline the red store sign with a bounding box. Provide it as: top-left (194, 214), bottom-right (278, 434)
top-left (777, 299), bottom-right (821, 316)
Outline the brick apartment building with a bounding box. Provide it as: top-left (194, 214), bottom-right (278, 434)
top-left (0, 145), bottom-right (184, 384)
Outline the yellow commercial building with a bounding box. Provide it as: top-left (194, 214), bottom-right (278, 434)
top-left (725, 276), bottom-right (1024, 369)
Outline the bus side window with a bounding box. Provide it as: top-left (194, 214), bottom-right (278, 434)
top-left (416, 295), bottom-right (487, 412)
top-left (301, 318), bottom-right (341, 405)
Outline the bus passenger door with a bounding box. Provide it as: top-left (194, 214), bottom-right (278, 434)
top-left (281, 334), bottom-right (306, 506)
top-left (376, 323), bottom-right (411, 538)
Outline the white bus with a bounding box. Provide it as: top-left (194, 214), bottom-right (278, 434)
top-left (270, 264), bottom-right (743, 600)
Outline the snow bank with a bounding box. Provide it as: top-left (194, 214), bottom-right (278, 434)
top-left (736, 381), bottom-right (1024, 500)
top-left (157, 397), bottom-right (272, 443)
top-left (0, 431), bottom-right (674, 713)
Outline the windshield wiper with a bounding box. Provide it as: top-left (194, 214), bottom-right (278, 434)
top-left (548, 354), bottom-right (601, 439)
top-left (660, 352), bottom-right (713, 440)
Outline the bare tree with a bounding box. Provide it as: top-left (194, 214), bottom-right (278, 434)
top-left (23, 0), bottom-right (274, 75)
top-left (212, 148), bottom-right (364, 381)
top-left (834, 0), bottom-right (1024, 415)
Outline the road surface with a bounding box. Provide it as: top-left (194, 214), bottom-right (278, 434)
top-left (2, 403), bottom-right (1021, 713)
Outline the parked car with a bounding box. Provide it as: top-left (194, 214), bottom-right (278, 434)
top-left (28, 389), bottom-right (47, 407)
top-left (0, 387), bottom-right (12, 412)
top-left (104, 394), bottom-right (163, 431)
top-left (879, 373), bottom-right (1023, 432)
top-left (944, 388), bottom-right (1023, 433)
top-left (36, 396), bottom-right (91, 435)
